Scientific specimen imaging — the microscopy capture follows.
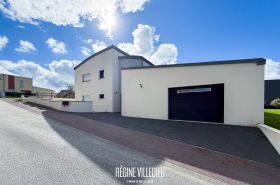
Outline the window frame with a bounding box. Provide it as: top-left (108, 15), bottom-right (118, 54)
top-left (99, 70), bottom-right (104, 79)
top-left (99, 94), bottom-right (105, 99)
top-left (177, 88), bottom-right (211, 93)
top-left (83, 95), bottom-right (91, 101)
top-left (82, 73), bottom-right (90, 82)
top-left (19, 80), bottom-right (23, 88)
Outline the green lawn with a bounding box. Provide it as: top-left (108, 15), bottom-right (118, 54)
top-left (265, 109), bottom-right (280, 130)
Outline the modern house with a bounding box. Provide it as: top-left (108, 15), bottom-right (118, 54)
top-left (0, 74), bottom-right (55, 97)
top-left (265, 79), bottom-right (280, 104)
top-left (74, 45), bottom-right (265, 127)
top-left (74, 45), bottom-right (154, 112)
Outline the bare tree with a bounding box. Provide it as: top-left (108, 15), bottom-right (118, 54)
top-left (65, 83), bottom-right (75, 91)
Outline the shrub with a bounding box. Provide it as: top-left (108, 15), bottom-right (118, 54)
top-left (265, 104), bottom-right (276, 109)
top-left (271, 98), bottom-right (280, 109)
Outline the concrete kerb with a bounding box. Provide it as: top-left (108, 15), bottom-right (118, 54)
top-left (0, 100), bottom-right (226, 185)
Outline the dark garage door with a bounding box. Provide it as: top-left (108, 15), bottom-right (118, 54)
top-left (169, 84), bottom-right (224, 123)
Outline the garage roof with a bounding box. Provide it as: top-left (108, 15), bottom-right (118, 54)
top-left (121, 58), bottom-right (266, 70)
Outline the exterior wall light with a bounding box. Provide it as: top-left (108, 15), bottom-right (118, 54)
top-left (140, 84), bottom-right (142, 88)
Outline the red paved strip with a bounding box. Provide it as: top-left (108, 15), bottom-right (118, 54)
top-left (2, 99), bottom-right (280, 185)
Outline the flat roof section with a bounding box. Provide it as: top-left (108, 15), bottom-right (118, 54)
top-left (121, 58), bottom-right (266, 70)
top-left (118, 55), bottom-right (155, 66)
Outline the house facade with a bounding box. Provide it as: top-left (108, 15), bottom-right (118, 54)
top-left (0, 74), bottom-right (54, 97)
top-left (74, 45), bottom-right (153, 112)
top-left (74, 45), bottom-right (265, 127)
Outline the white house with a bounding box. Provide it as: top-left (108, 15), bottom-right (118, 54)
top-left (75, 45), bottom-right (265, 127)
top-left (74, 45), bottom-right (154, 112)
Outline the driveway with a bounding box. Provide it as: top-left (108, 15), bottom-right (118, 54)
top-left (69, 112), bottom-right (280, 167)
top-left (1, 99), bottom-right (280, 185)
top-left (0, 100), bottom-right (222, 185)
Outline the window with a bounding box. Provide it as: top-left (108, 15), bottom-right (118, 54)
top-left (177, 88), bottom-right (211, 93)
top-left (99, 70), bottom-right (104, 79)
top-left (83, 73), bottom-right (90, 82)
top-left (99, 94), bottom-right (104, 99)
top-left (83, 95), bottom-right (90, 101)
top-left (19, 80), bottom-right (23, 88)
top-left (8, 89), bottom-right (15, 92)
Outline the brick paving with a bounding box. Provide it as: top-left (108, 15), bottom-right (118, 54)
top-left (1, 99), bottom-right (280, 185)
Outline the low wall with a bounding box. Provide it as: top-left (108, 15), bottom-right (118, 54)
top-left (257, 124), bottom-right (280, 155)
top-left (28, 96), bottom-right (92, 113)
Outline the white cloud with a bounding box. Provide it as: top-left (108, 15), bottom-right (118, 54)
top-left (16, 25), bottom-right (25, 28)
top-left (265, 59), bottom-right (280, 80)
top-left (46, 38), bottom-right (67, 54)
top-left (0, 0), bottom-right (150, 39)
top-left (92, 40), bottom-right (107, 53)
top-left (118, 24), bottom-right (178, 65)
top-left (0, 36), bottom-right (9, 50)
top-left (81, 47), bottom-right (91, 55)
top-left (76, 36), bottom-right (92, 43)
top-left (0, 59), bottom-right (79, 92)
top-left (15, 40), bottom-right (37, 53)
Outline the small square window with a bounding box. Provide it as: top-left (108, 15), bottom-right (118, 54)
top-left (99, 94), bottom-right (104, 99)
top-left (99, 70), bottom-right (104, 79)
top-left (83, 95), bottom-right (90, 101)
top-left (83, 73), bottom-right (90, 82)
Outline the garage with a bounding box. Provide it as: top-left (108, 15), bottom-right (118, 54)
top-left (168, 84), bottom-right (224, 123)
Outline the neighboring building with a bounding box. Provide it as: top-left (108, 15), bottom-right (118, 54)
top-left (75, 45), bottom-right (265, 127)
top-left (32, 86), bottom-right (55, 95)
top-left (265, 79), bottom-right (280, 104)
top-left (0, 74), bottom-right (33, 93)
top-left (0, 74), bottom-right (54, 97)
top-left (57, 89), bottom-right (74, 97)
top-left (74, 45), bottom-right (154, 112)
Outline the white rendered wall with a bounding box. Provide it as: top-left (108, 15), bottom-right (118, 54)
top-left (75, 48), bottom-right (125, 112)
top-left (28, 96), bottom-right (92, 112)
top-left (121, 63), bottom-right (265, 126)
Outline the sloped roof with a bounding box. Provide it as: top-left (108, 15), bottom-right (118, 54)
top-left (74, 45), bottom-right (130, 70)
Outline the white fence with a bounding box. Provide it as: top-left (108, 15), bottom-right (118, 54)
top-left (28, 96), bottom-right (93, 113)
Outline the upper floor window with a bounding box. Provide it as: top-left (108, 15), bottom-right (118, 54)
top-left (83, 73), bottom-right (90, 82)
top-left (19, 80), bottom-right (23, 88)
top-left (99, 70), bottom-right (104, 79)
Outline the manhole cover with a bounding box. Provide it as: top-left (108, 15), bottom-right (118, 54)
top-left (195, 148), bottom-right (208, 153)
top-left (227, 156), bottom-right (245, 165)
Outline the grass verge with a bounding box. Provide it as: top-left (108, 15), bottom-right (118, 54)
top-left (265, 109), bottom-right (280, 130)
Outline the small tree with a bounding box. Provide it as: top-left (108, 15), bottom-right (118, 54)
top-left (271, 98), bottom-right (280, 109)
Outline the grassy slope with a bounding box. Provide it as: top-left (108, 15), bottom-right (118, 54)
top-left (265, 109), bottom-right (280, 130)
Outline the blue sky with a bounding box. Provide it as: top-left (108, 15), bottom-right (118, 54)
top-left (0, 0), bottom-right (280, 92)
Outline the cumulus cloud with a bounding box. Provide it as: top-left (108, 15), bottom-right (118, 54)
top-left (118, 24), bottom-right (177, 65)
top-left (92, 40), bottom-right (107, 53)
top-left (0, 0), bottom-right (150, 39)
top-left (0, 36), bottom-right (9, 50)
top-left (16, 25), bottom-right (25, 29)
top-left (81, 47), bottom-right (91, 55)
top-left (265, 59), bottom-right (280, 80)
top-left (0, 59), bottom-right (79, 92)
top-left (46, 38), bottom-right (67, 54)
top-left (15, 40), bottom-right (37, 53)
top-left (76, 36), bottom-right (92, 43)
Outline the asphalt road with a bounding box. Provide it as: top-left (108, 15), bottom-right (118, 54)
top-left (0, 100), bottom-right (225, 185)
